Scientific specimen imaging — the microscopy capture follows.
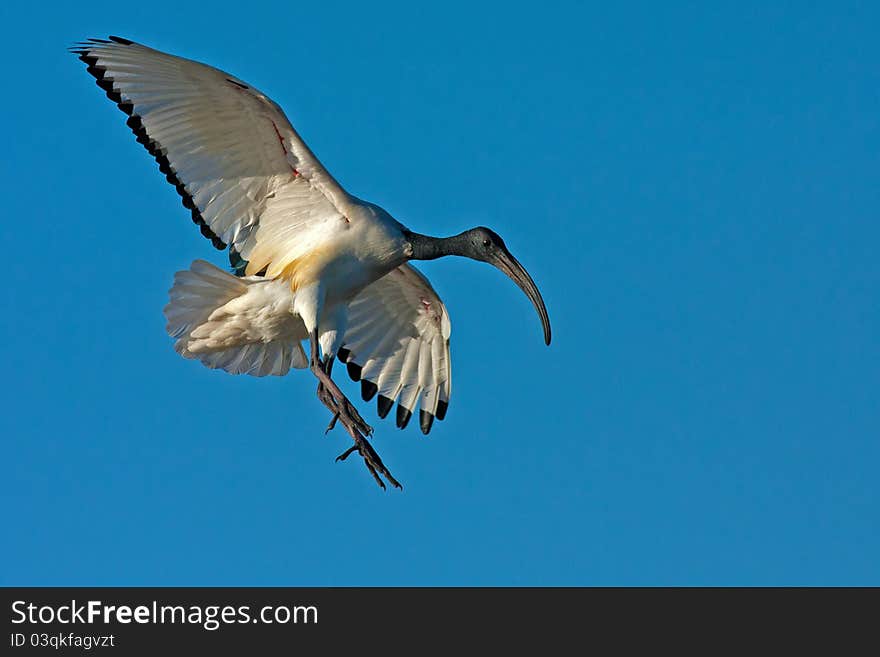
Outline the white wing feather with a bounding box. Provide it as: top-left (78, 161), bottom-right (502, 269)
top-left (339, 264), bottom-right (452, 434)
top-left (73, 37), bottom-right (353, 275)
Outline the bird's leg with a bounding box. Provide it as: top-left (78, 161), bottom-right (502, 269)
top-left (315, 356), bottom-right (361, 435)
top-left (311, 346), bottom-right (372, 437)
top-left (316, 355), bottom-right (340, 434)
top-left (309, 332), bottom-right (400, 489)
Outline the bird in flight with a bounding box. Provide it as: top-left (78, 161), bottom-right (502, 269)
top-left (71, 36), bottom-right (551, 489)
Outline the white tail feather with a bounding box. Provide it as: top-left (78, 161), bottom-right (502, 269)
top-left (164, 260), bottom-right (308, 376)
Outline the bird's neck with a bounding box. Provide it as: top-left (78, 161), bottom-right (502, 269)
top-left (404, 230), bottom-right (468, 261)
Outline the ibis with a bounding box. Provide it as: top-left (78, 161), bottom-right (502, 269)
top-left (72, 37), bottom-right (552, 488)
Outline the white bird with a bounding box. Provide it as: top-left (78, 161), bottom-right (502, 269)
top-left (72, 36), bottom-right (551, 488)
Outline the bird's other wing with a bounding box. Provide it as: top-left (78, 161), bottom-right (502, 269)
top-left (339, 264), bottom-right (452, 435)
top-left (72, 36), bottom-right (353, 276)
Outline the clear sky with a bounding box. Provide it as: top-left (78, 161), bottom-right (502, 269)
top-left (2, 2), bottom-right (878, 585)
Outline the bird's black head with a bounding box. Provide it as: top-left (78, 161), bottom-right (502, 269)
top-left (459, 226), bottom-right (507, 262)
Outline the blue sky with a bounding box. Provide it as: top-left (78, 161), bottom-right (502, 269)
top-left (2, 2), bottom-right (878, 585)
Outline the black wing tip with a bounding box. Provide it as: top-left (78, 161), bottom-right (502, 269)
top-left (377, 395), bottom-right (394, 419)
top-left (72, 49), bottom-right (97, 64)
top-left (361, 380), bottom-right (378, 402)
top-left (419, 410), bottom-right (435, 435)
top-left (396, 405), bottom-right (413, 429)
top-left (73, 50), bottom-right (228, 252)
top-left (68, 40), bottom-right (104, 54)
top-left (435, 400), bottom-right (449, 421)
top-left (337, 347), bottom-right (351, 363)
top-left (346, 361), bottom-right (362, 382)
top-left (69, 36), bottom-right (134, 54)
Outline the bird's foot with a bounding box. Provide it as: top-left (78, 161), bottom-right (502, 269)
top-left (316, 382), bottom-right (371, 436)
top-left (328, 396), bottom-right (384, 483)
top-left (336, 431), bottom-right (402, 490)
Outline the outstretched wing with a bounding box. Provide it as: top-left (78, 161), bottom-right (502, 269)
top-left (72, 36), bottom-right (353, 277)
top-left (339, 264), bottom-right (452, 435)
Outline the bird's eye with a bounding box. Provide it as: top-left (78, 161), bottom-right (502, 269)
top-left (482, 239), bottom-right (491, 248)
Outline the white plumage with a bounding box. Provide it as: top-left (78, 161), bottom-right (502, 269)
top-left (74, 36), bottom-right (552, 488)
top-left (78, 36), bottom-right (349, 259)
top-left (342, 264), bottom-right (451, 431)
top-left (74, 36), bottom-right (453, 433)
top-left (163, 259), bottom-right (451, 432)
top-left (164, 260), bottom-right (308, 376)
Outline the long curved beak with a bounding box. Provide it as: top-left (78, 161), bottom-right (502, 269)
top-left (491, 248), bottom-right (552, 345)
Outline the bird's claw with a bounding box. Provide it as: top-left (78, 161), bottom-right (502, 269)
top-left (335, 445), bottom-right (358, 462)
top-left (335, 434), bottom-right (401, 490)
top-left (325, 413), bottom-right (339, 434)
